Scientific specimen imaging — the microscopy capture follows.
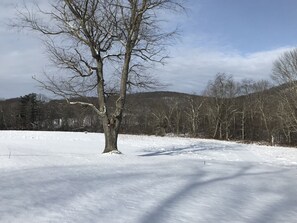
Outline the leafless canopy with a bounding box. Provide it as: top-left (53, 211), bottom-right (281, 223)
top-left (17, 0), bottom-right (182, 95)
top-left (272, 48), bottom-right (297, 135)
top-left (272, 48), bottom-right (297, 85)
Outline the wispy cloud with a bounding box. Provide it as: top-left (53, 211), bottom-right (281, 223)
top-left (0, 0), bottom-right (296, 98)
top-left (0, 0), bottom-right (51, 98)
top-left (157, 46), bottom-right (294, 94)
top-left (0, 46), bottom-right (47, 98)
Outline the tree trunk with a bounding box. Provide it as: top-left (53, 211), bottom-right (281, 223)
top-left (213, 119), bottom-right (219, 139)
top-left (102, 117), bottom-right (121, 153)
top-left (271, 135), bottom-right (275, 146)
top-left (225, 123), bottom-right (229, 140)
top-left (241, 111), bottom-right (245, 140)
top-left (192, 119), bottom-right (196, 137)
top-left (219, 124), bottom-right (222, 139)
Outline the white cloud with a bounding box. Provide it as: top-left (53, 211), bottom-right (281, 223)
top-left (156, 46), bottom-right (295, 94)
top-left (0, 0), bottom-right (295, 98)
top-left (0, 41), bottom-right (47, 98)
top-left (0, 0), bottom-right (51, 98)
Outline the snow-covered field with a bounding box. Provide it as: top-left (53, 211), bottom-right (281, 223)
top-left (1, 131), bottom-right (297, 223)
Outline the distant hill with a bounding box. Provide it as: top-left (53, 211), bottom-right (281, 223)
top-left (2, 85), bottom-right (297, 146)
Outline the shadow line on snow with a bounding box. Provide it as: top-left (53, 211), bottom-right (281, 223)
top-left (140, 164), bottom-right (294, 223)
top-left (140, 143), bottom-right (243, 157)
top-left (0, 161), bottom-right (296, 223)
top-left (0, 164), bottom-right (152, 222)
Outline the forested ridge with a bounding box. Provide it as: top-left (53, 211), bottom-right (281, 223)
top-left (1, 74), bottom-right (297, 147)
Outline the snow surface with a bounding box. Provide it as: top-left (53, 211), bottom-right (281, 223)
top-left (0, 131), bottom-right (297, 223)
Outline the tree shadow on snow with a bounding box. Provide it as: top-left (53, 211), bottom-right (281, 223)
top-left (139, 164), bottom-right (297, 223)
top-left (0, 161), bottom-right (296, 223)
top-left (0, 164), bottom-right (154, 222)
top-left (140, 143), bottom-right (243, 157)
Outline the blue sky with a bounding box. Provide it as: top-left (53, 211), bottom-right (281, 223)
top-left (184, 0), bottom-right (297, 52)
top-left (1, 0), bottom-right (297, 98)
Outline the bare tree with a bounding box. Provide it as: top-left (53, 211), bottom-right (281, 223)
top-left (16, 0), bottom-right (183, 153)
top-left (0, 105), bottom-right (5, 130)
top-left (272, 48), bottom-right (297, 144)
top-left (272, 48), bottom-right (297, 84)
top-left (185, 96), bottom-right (204, 137)
top-left (237, 79), bottom-right (252, 140)
top-left (252, 80), bottom-right (277, 145)
top-left (204, 73), bottom-right (240, 140)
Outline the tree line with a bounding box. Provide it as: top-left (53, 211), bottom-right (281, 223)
top-left (2, 69), bottom-right (297, 147)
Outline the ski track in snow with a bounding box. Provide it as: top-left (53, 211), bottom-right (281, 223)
top-left (0, 131), bottom-right (297, 223)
